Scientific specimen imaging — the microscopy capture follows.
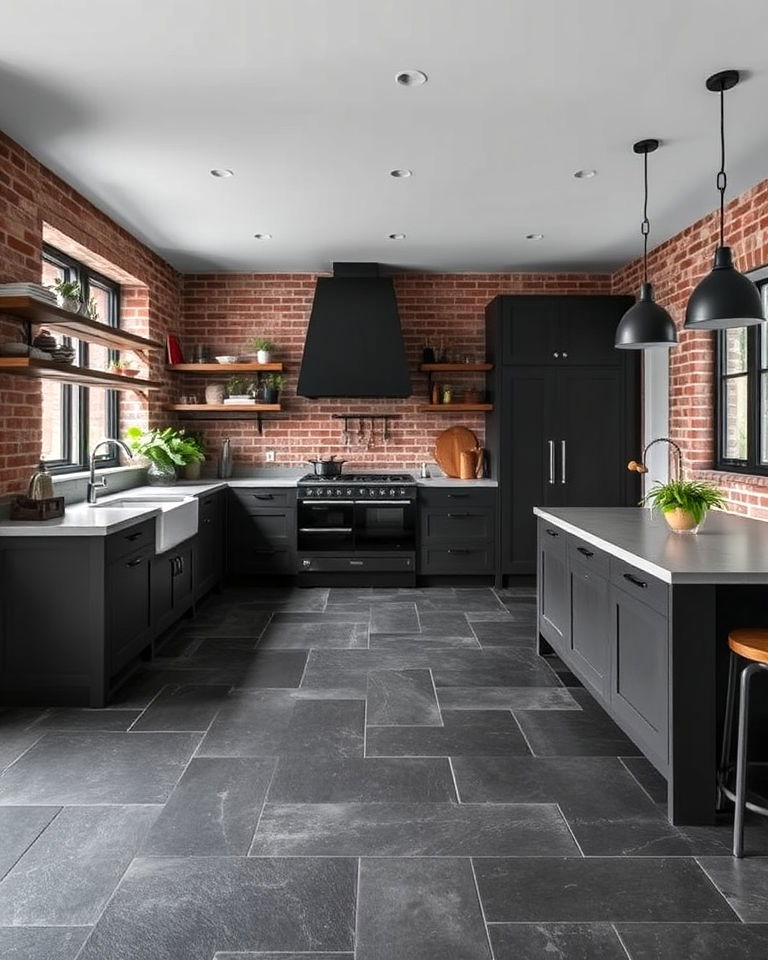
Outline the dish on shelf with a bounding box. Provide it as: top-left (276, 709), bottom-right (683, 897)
top-left (215, 355), bottom-right (238, 364)
top-left (0, 343), bottom-right (53, 359)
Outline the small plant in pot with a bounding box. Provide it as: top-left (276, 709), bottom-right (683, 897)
top-left (250, 337), bottom-right (275, 364)
top-left (262, 372), bottom-right (284, 404)
top-left (125, 425), bottom-right (204, 485)
top-left (180, 431), bottom-right (206, 481)
top-left (642, 479), bottom-right (725, 534)
top-left (107, 359), bottom-right (139, 378)
top-left (226, 376), bottom-right (255, 401)
top-left (48, 278), bottom-right (83, 313)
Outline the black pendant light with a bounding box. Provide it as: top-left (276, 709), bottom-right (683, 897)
top-left (685, 70), bottom-right (765, 330)
top-left (615, 139), bottom-right (678, 349)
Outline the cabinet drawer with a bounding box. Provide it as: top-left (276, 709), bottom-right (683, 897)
top-left (198, 490), bottom-right (224, 520)
top-left (230, 545), bottom-right (295, 575)
top-left (230, 508), bottom-right (295, 545)
top-left (610, 558), bottom-right (668, 616)
top-left (422, 508), bottom-right (494, 543)
top-left (567, 536), bottom-right (610, 579)
top-left (419, 487), bottom-right (497, 508)
top-left (105, 519), bottom-right (155, 564)
top-left (569, 561), bottom-right (609, 698)
top-left (229, 487), bottom-right (295, 509)
top-left (538, 519), bottom-right (567, 555)
top-left (420, 545), bottom-right (494, 574)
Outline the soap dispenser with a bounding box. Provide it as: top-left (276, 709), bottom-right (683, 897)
top-left (28, 460), bottom-right (54, 501)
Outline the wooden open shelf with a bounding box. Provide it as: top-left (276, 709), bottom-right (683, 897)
top-left (164, 404), bottom-right (281, 413)
top-left (418, 403), bottom-right (494, 412)
top-left (0, 296), bottom-right (164, 352)
top-left (418, 363), bottom-right (493, 372)
top-left (167, 362), bottom-right (284, 373)
top-left (0, 357), bottom-right (162, 391)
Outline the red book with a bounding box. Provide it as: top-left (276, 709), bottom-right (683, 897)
top-left (166, 334), bottom-right (184, 365)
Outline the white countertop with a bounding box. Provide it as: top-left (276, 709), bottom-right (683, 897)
top-left (534, 506), bottom-right (768, 584)
top-left (416, 477), bottom-right (498, 487)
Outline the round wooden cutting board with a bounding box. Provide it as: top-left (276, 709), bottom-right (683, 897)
top-left (434, 425), bottom-right (479, 478)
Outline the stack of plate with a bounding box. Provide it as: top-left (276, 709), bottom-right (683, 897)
top-left (0, 283), bottom-right (58, 305)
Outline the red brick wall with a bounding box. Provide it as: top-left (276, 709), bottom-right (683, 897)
top-left (0, 132), bottom-right (181, 496)
top-left (177, 273), bottom-right (612, 472)
top-left (612, 178), bottom-right (768, 518)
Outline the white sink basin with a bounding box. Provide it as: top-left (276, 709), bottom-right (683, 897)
top-left (97, 495), bottom-right (199, 553)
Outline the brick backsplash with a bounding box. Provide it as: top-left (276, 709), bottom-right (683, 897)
top-left (3, 125), bottom-right (768, 518)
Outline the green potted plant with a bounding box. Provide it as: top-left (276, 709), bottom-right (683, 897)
top-left (125, 426), bottom-right (204, 485)
top-left (262, 372), bottom-right (284, 404)
top-left (250, 337), bottom-right (276, 364)
top-left (48, 278), bottom-right (83, 312)
top-left (107, 359), bottom-right (139, 378)
top-left (642, 478), bottom-right (725, 534)
top-left (180, 431), bottom-right (206, 481)
top-left (226, 376), bottom-right (254, 402)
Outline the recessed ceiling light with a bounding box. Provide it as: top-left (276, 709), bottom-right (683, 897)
top-left (573, 169), bottom-right (597, 179)
top-left (525, 233), bottom-right (544, 241)
top-left (210, 168), bottom-right (234, 178)
top-left (387, 233), bottom-right (406, 240)
top-left (390, 169), bottom-right (412, 178)
top-left (396, 70), bottom-right (428, 87)
top-left (253, 233), bottom-right (272, 240)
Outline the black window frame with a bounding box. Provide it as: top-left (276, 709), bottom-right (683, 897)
top-left (41, 244), bottom-right (121, 473)
top-left (715, 267), bottom-right (768, 475)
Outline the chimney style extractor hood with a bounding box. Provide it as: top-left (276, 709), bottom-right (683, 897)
top-left (297, 263), bottom-right (411, 398)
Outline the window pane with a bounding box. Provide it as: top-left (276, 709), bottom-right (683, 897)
top-left (724, 375), bottom-right (748, 460)
top-left (41, 380), bottom-right (65, 462)
top-left (725, 327), bottom-right (748, 375)
top-left (761, 373), bottom-right (768, 464)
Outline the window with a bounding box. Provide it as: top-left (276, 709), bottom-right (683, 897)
top-left (715, 270), bottom-right (768, 473)
top-left (41, 245), bottom-right (121, 472)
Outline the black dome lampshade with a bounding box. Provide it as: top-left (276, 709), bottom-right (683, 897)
top-left (684, 70), bottom-right (765, 331)
top-left (615, 139), bottom-right (678, 350)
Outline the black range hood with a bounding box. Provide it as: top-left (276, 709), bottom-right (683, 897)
top-left (297, 262), bottom-right (411, 398)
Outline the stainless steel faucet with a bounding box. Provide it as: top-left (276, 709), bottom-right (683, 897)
top-left (87, 439), bottom-right (133, 504)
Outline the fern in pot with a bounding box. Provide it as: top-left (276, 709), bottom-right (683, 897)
top-left (642, 479), bottom-right (725, 534)
top-left (125, 426), bottom-right (204, 485)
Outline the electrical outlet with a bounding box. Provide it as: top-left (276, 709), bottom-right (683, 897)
top-left (265, 449), bottom-right (276, 462)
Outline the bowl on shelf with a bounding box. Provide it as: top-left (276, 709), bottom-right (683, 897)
top-left (215, 355), bottom-right (238, 364)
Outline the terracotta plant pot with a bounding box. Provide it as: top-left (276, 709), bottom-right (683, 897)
top-left (663, 507), bottom-right (702, 534)
top-left (182, 461), bottom-right (202, 481)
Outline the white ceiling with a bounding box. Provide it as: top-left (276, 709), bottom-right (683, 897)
top-left (2, 0), bottom-right (768, 274)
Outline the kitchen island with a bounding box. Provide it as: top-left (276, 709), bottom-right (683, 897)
top-left (534, 506), bottom-right (768, 825)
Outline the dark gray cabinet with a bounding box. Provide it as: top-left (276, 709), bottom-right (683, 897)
top-left (195, 490), bottom-right (225, 599)
top-left (107, 544), bottom-right (152, 676)
top-left (486, 295), bottom-right (640, 575)
top-left (418, 487), bottom-right (496, 575)
top-left (569, 557), bottom-right (609, 698)
top-left (150, 538), bottom-right (196, 639)
top-left (537, 523), bottom-right (569, 653)
top-left (227, 487), bottom-right (297, 575)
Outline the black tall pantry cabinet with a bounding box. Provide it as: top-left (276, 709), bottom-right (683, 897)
top-left (485, 296), bottom-right (641, 576)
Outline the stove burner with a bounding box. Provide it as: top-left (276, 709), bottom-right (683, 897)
top-left (298, 473), bottom-right (415, 485)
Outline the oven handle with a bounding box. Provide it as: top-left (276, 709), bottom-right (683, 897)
top-left (299, 500), bottom-right (355, 505)
top-left (354, 500), bottom-right (414, 505)
top-left (299, 527), bottom-right (353, 533)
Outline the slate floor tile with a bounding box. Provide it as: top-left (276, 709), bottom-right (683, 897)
top-left (356, 858), bottom-right (491, 960)
top-left (470, 621), bottom-right (537, 645)
top-left (202, 649), bottom-right (307, 688)
top-left (620, 755), bottom-right (668, 803)
top-left (434, 662), bottom-right (560, 688)
top-left (698, 856), bottom-right (768, 921)
top-left (282, 699), bottom-right (364, 757)
top-left (474, 858), bottom-right (737, 922)
top-left (416, 589), bottom-right (506, 612)
top-left (197, 691), bottom-right (296, 757)
top-left (515, 703), bottom-right (641, 756)
top-left (616, 922), bottom-right (768, 959)
top-left (366, 710), bottom-right (532, 757)
top-left (0, 720), bottom-right (44, 776)
top-left (0, 805), bottom-right (158, 925)
top-left (0, 806), bottom-right (60, 881)
top-left (31, 709), bottom-right (142, 732)
top-left (104, 667), bottom-right (215, 710)
top-left (369, 602), bottom-right (419, 634)
top-left (271, 610), bottom-right (370, 623)
top-left (178, 606), bottom-right (271, 638)
top-left (437, 686), bottom-right (579, 711)
top-left (0, 927), bottom-right (91, 960)
top-left (258, 621), bottom-right (368, 649)
top-left (142, 758), bottom-right (275, 856)
top-left (130, 684), bottom-right (230, 731)
top-left (216, 955), bottom-right (352, 960)
top-left (0, 732), bottom-right (201, 804)
top-left (488, 922), bottom-right (627, 960)
top-left (464, 610), bottom-right (515, 622)
top-left (369, 633), bottom-right (480, 651)
top-left (250, 801), bottom-right (577, 856)
top-left (267, 757), bottom-right (457, 803)
top-left (77, 856), bottom-right (356, 960)
top-left (366, 669), bottom-right (441, 725)
top-left (416, 610), bottom-right (475, 637)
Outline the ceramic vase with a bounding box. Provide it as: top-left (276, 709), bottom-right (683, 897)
top-left (663, 508), bottom-right (701, 534)
top-left (182, 461), bottom-right (202, 481)
top-left (205, 383), bottom-right (225, 404)
top-left (147, 460), bottom-right (177, 485)
top-left (256, 349), bottom-right (271, 364)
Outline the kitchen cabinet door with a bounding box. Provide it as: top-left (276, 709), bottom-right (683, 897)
top-left (196, 491), bottom-right (225, 599)
top-left (560, 296), bottom-right (634, 365)
top-left (501, 296), bottom-right (560, 365)
top-left (107, 547), bottom-right (151, 673)
top-left (537, 521), bottom-right (569, 654)
top-left (570, 559), bottom-right (609, 698)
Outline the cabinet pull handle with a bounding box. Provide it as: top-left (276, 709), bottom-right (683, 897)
top-left (126, 556), bottom-right (144, 568)
top-left (202, 497), bottom-right (213, 505)
top-left (545, 528), bottom-right (559, 537)
top-left (253, 494), bottom-right (274, 500)
top-left (349, 560), bottom-right (364, 566)
top-left (447, 493), bottom-right (469, 499)
top-left (202, 518), bottom-right (212, 525)
top-left (126, 531), bottom-right (143, 541)
top-left (623, 573), bottom-right (648, 590)
top-left (562, 352), bottom-right (568, 358)
top-left (560, 440), bottom-right (567, 484)
top-left (447, 548), bottom-right (471, 554)
top-left (447, 513), bottom-right (471, 518)
top-left (576, 546), bottom-right (594, 558)
top-left (547, 440), bottom-right (555, 484)
top-left (553, 352), bottom-right (560, 358)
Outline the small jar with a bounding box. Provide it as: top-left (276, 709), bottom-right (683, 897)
top-left (442, 386), bottom-right (453, 404)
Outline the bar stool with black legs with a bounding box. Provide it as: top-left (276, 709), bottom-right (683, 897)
top-left (717, 628), bottom-right (768, 857)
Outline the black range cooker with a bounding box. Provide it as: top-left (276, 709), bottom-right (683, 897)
top-left (297, 473), bottom-right (417, 585)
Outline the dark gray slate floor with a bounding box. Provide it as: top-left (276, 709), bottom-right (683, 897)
top-left (1, 584), bottom-right (767, 959)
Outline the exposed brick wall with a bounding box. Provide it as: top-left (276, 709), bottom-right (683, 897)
top-left (612, 178), bottom-right (768, 518)
top-left (177, 273), bottom-right (612, 472)
top-left (0, 132), bottom-right (181, 496)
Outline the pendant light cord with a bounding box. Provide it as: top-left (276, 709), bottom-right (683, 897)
top-left (717, 85), bottom-right (727, 247)
top-left (641, 149), bottom-right (650, 284)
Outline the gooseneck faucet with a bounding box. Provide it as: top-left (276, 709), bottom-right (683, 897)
top-left (628, 437), bottom-right (683, 482)
top-left (87, 439), bottom-right (133, 504)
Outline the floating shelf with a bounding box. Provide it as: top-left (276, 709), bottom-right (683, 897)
top-left (418, 403), bottom-right (494, 412)
top-left (165, 403), bottom-right (281, 413)
top-left (0, 296), bottom-right (164, 352)
top-left (167, 363), bottom-right (284, 373)
top-left (0, 357), bottom-right (162, 392)
top-left (418, 363), bottom-right (493, 372)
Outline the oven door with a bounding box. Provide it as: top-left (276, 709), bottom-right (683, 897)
top-left (354, 500), bottom-right (415, 552)
top-left (298, 499), bottom-right (354, 551)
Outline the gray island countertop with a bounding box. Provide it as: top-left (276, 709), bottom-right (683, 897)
top-left (534, 506), bottom-right (768, 584)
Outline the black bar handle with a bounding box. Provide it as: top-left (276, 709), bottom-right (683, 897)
top-left (623, 572), bottom-right (648, 590)
top-left (576, 546), bottom-right (594, 558)
top-left (126, 531), bottom-right (143, 541)
top-left (252, 494), bottom-right (274, 500)
top-left (126, 556), bottom-right (144, 568)
top-left (202, 497), bottom-right (214, 505)
top-left (447, 493), bottom-right (469, 499)
top-left (447, 513), bottom-right (471, 518)
top-left (447, 548), bottom-right (471, 554)
top-left (545, 528), bottom-right (559, 537)
top-left (202, 518), bottom-right (212, 525)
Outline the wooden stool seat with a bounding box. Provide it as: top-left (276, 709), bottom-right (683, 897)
top-left (728, 629), bottom-right (768, 664)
